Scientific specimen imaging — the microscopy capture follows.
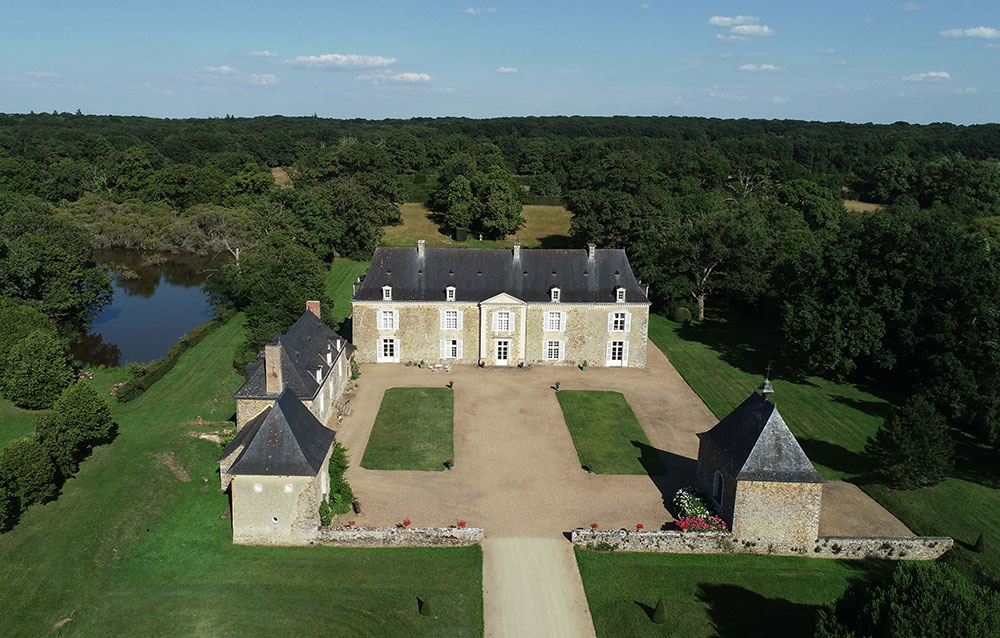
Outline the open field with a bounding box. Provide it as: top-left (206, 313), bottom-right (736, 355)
top-left (844, 199), bottom-right (884, 212)
top-left (576, 549), bottom-right (892, 638)
top-left (324, 257), bottom-right (370, 330)
top-left (382, 203), bottom-right (572, 249)
top-left (361, 387), bottom-right (455, 471)
top-left (556, 390), bottom-right (663, 475)
top-left (0, 315), bottom-right (484, 636)
top-left (649, 312), bottom-right (1000, 584)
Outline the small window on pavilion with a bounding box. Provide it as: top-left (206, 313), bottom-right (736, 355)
top-left (446, 286), bottom-right (456, 301)
top-left (382, 285), bottom-right (392, 301)
top-left (551, 287), bottom-right (561, 302)
top-left (615, 287), bottom-right (626, 303)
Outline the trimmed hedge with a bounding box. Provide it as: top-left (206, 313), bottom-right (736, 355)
top-left (116, 313), bottom-right (233, 403)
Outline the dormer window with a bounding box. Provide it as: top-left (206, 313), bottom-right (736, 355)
top-left (550, 287), bottom-right (561, 303)
top-left (615, 287), bottom-right (626, 303)
top-left (382, 285), bottom-right (392, 301)
top-left (446, 286), bottom-right (456, 301)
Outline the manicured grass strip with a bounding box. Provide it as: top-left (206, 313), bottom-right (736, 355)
top-left (324, 257), bottom-right (370, 330)
top-left (556, 390), bottom-right (664, 475)
top-left (361, 387), bottom-right (455, 471)
top-left (0, 315), bottom-right (484, 636)
top-left (382, 203), bottom-right (572, 249)
top-left (0, 400), bottom-right (39, 447)
top-left (648, 312), bottom-right (1000, 584)
top-left (576, 549), bottom-right (893, 638)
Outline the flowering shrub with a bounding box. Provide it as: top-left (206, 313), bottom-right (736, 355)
top-left (402, 518), bottom-right (412, 529)
top-left (636, 523), bottom-right (644, 530)
top-left (673, 487), bottom-right (711, 518)
top-left (675, 515), bottom-right (728, 533)
top-left (590, 522), bottom-right (599, 530)
top-left (457, 520), bottom-right (467, 529)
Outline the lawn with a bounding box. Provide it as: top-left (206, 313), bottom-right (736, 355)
top-left (0, 400), bottom-right (38, 447)
top-left (0, 315), bottom-right (483, 637)
top-left (361, 387), bottom-right (455, 471)
top-left (649, 312), bottom-right (1000, 584)
top-left (324, 257), bottom-right (370, 330)
top-left (576, 549), bottom-right (892, 638)
top-left (382, 203), bottom-right (572, 249)
top-left (556, 390), bottom-right (664, 475)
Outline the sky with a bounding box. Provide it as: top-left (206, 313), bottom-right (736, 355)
top-left (0, 1), bottom-right (997, 124)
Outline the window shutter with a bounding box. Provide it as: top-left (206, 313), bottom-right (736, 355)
top-left (440, 310), bottom-right (446, 330)
top-left (559, 341), bottom-right (565, 360)
top-left (542, 312), bottom-right (549, 332)
top-left (492, 312), bottom-right (498, 332)
top-left (440, 340), bottom-right (447, 359)
top-left (456, 340), bottom-right (463, 359)
top-left (559, 311), bottom-right (567, 331)
top-left (624, 312), bottom-right (632, 332)
top-left (622, 341), bottom-right (630, 366)
top-left (607, 312), bottom-right (614, 332)
top-left (393, 310), bottom-right (399, 330)
top-left (457, 311), bottom-right (463, 330)
top-left (394, 339), bottom-right (400, 362)
top-left (605, 341), bottom-right (613, 366)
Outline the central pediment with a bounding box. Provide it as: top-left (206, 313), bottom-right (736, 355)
top-left (479, 292), bottom-right (526, 306)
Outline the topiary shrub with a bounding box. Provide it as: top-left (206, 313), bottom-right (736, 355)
top-left (672, 306), bottom-right (693, 325)
top-left (651, 596), bottom-right (667, 624)
top-left (974, 534), bottom-right (985, 553)
top-left (419, 597), bottom-right (433, 616)
top-left (328, 442), bottom-right (355, 514)
top-left (319, 499), bottom-right (333, 527)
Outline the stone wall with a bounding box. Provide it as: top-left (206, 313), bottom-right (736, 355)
top-left (731, 480), bottom-right (822, 547)
top-left (236, 398), bottom-right (272, 429)
top-left (352, 299), bottom-right (650, 368)
top-left (231, 473), bottom-right (322, 546)
top-left (694, 445), bottom-right (737, 525)
top-left (312, 526), bottom-right (484, 547)
top-left (570, 528), bottom-right (953, 561)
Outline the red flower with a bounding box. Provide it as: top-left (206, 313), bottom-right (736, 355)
top-left (402, 518), bottom-right (412, 528)
top-left (590, 522), bottom-right (599, 529)
top-left (636, 523), bottom-right (644, 530)
top-left (457, 520), bottom-right (467, 529)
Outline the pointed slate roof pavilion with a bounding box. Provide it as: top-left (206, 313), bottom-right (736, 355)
top-left (220, 388), bottom-right (335, 477)
top-left (697, 382), bottom-right (823, 484)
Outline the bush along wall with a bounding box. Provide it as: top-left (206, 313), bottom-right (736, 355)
top-left (116, 312), bottom-right (234, 403)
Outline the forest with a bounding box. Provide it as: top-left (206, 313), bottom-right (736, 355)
top-left (1, 112), bottom-right (999, 506)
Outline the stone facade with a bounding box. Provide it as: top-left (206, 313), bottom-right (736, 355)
top-left (571, 528), bottom-right (953, 561)
top-left (313, 526), bottom-right (484, 548)
top-left (731, 480), bottom-right (823, 547)
top-left (352, 298), bottom-right (650, 368)
top-left (695, 445), bottom-right (738, 524)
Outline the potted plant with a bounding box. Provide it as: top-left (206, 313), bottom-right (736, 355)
top-left (418, 360), bottom-right (425, 369)
top-left (586, 461), bottom-right (594, 474)
top-left (456, 520), bottom-right (467, 529)
top-left (554, 380), bottom-right (560, 391)
top-left (581, 360), bottom-right (588, 371)
top-left (444, 458), bottom-right (454, 470)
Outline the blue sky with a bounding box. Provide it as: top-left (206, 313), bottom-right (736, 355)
top-left (0, 1), bottom-right (997, 123)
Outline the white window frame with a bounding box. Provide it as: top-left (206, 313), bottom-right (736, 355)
top-left (440, 309), bottom-right (462, 331)
top-left (379, 309), bottom-right (398, 331)
top-left (551, 287), bottom-right (561, 302)
top-left (615, 287), bottom-right (626, 303)
top-left (446, 286), bottom-right (456, 301)
top-left (377, 338), bottom-right (400, 363)
top-left (544, 311), bottom-right (566, 332)
top-left (382, 285), bottom-right (392, 301)
top-left (544, 339), bottom-right (565, 361)
top-left (439, 339), bottom-right (462, 359)
top-left (605, 340), bottom-right (629, 367)
top-left (492, 310), bottom-right (513, 333)
top-left (608, 311), bottom-right (631, 332)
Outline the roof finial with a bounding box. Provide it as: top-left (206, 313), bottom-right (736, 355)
top-left (758, 364), bottom-right (774, 400)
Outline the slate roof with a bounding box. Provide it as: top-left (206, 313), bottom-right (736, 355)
top-left (220, 389), bottom-right (335, 477)
top-left (234, 310), bottom-right (354, 401)
top-left (353, 246), bottom-right (650, 304)
top-left (697, 391), bottom-right (823, 484)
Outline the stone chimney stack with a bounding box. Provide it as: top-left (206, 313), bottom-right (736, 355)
top-left (306, 300), bottom-right (321, 318)
top-left (417, 239), bottom-right (425, 258)
top-left (264, 340), bottom-right (283, 394)
top-left (587, 243), bottom-right (596, 260)
top-left (513, 242), bottom-right (521, 261)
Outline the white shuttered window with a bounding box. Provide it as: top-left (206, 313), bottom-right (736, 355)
top-left (379, 309), bottom-right (399, 330)
top-left (440, 309), bottom-right (463, 330)
top-left (439, 339), bottom-right (463, 359)
top-left (544, 311), bottom-right (566, 332)
top-left (544, 340), bottom-right (565, 361)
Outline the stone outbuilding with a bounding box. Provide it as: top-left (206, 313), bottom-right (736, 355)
top-left (351, 240), bottom-right (651, 368)
top-left (695, 379), bottom-right (824, 547)
top-left (219, 388), bottom-right (335, 545)
top-left (234, 300), bottom-right (354, 428)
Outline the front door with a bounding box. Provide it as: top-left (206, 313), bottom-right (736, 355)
top-left (495, 339), bottom-right (510, 366)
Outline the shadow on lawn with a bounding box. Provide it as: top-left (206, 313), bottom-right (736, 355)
top-left (696, 584), bottom-right (820, 638)
top-left (797, 438), bottom-right (870, 480)
top-left (631, 442), bottom-right (697, 512)
top-left (830, 395), bottom-right (890, 421)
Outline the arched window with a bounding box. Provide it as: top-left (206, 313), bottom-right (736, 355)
top-left (713, 471), bottom-right (724, 507)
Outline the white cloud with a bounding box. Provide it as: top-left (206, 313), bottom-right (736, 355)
top-left (986, 43), bottom-right (1000, 49)
top-left (817, 48), bottom-right (835, 54)
top-left (770, 96), bottom-right (789, 104)
top-left (637, 3), bottom-right (649, 10)
top-left (900, 2), bottom-right (921, 10)
top-left (460, 7), bottom-right (496, 14)
top-left (284, 54), bottom-right (397, 69)
top-left (731, 24), bottom-right (775, 36)
top-left (25, 71), bottom-right (60, 78)
top-left (739, 63), bottom-right (782, 71)
top-left (715, 34), bottom-right (750, 43)
top-left (954, 86), bottom-right (978, 94)
top-left (358, 70), bottom-right (431, 84)
top-left (939, 26), bottom-right (1000, 39)
top-left (248, 74), bottom-right (278, 86)
top-left (708, 15), bottom-right (758, 27)
top-left (204, 65), bottom-right (237, 74)
top-left (249, 50), bottom-right (277, 57)
top-left (496, 66), bottom-right (518, 73)
top-left (903, 70), bottom-right (950, 81)
top-left (669, 96), bottom-right (683, 105)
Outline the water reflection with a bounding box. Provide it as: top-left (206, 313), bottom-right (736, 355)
top-left (71, 250), bottom-right (220, 366)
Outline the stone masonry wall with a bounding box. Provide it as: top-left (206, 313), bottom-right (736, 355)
top-left (732, 480), bottom-right (822, 547)
top-left (231, 473), bottom-right (320, 546)
top-left (571, 528), bottom-right (953, 561)
top-left (313, 526), bottom-right (484, 547)
top-left (694, 444), bottom-right (738, 525)
top-left (524, 303), bottom-right (649, 368)
top-left (352, 301), bottom-right (480, 364)
top-left (236, 398), bottom-right (273, 429)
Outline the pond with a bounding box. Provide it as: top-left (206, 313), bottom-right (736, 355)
top-left (71, 250), bottom-right (219, 367)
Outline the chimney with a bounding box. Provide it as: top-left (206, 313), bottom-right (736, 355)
top-left (326, 344), bottom-right (333, 366)
top-left (587, 243), bottom-right (596, 260)
top-left (264, 341), bottom-right (283, 394)
top-left (306, 300), bottom-right (321, 318)
top-left (513, 242), bottom-right (521, 261)
top-left (314, 367), bottom-right (323, 383)
top-left (417, 239), bottom-right (425, 258)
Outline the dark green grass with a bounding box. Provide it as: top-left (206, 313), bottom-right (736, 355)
top-left (556, 390), bottom-right (664, 475)
top-left (0, 315), bottom-right (483, 637)
top-left (0, 400), bottom-right (38, 447)
top-left (576, 549), bottom-right (893, 638)
top-left (361, 388), bottom-right (455, 471)
top-left (324, 257), bottom-right (370, 331)
top-left (649, 312), bottom-right (1000, 584)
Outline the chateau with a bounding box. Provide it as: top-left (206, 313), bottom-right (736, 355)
top-left (351, 240), bottom-right (652, 368)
